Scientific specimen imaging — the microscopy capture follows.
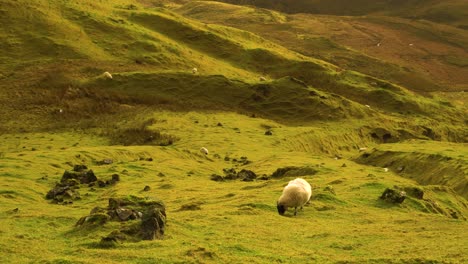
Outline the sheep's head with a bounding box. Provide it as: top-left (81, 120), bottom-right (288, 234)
top-left (277, 202), bottom-right (286, 215)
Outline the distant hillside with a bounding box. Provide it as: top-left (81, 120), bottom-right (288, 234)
top-left (212, 0), bottom-right (468, 29)
top-left (178, 1), bottom-right (468, 94)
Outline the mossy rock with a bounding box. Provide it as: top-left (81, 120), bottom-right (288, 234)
top-left (271, 166), bottom-right (318, 178)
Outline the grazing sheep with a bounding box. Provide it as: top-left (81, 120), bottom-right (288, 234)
top-left (383, 167), bottom-right (389, 172)
top-left (103, 71), bottom-right (113, 79)
top-left (359, 147), bottom-right (367, 152)
top-left (376, 42), bottom-right (381, 47)
top-left (277, 178), bottom-right (312, 216)
top-left (200, 147), bottom-right (209, 155)
top-left (192, 67), bottom-right (198, 74)
top-left (259, 76), bottom-right (266, 81)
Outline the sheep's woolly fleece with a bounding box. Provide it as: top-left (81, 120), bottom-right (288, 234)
top-left (277, 178), bottom-right (312, 216)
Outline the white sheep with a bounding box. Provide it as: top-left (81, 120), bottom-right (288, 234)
top-left (200, 147), bottom-right (209, 155)
top-left (259, 76), bottom-right (266, 81)
top-left (192, 67), bottom-right (198, 74)
top-left (277, 178), bottom-right (312, 216)
top-left (359, 147), bottom-right (367, 152)
top-left (102, 71), bottom-right (113, 79)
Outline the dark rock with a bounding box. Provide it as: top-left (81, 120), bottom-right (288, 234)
top-left (157, 172), bottom-right (165, 177)
top-left (341, 163), bottom-right (347, 167)
top-left (224, 156), bottom-right (230, 161)
top-left (264, 130), bottom-right (273, 136)
top-left (98, 180), bottom-right (106, 188)
top-left (143, 185), bottom-right (151, 191)
top-left (141, 207), bottom-right (166, 240)
top-left (217, 122), bottom-right (223, 127)
top-left (61, 169), bottom-right (97, 184)
top-left (380, 188), bottom-right (406, 204)
top-left (223, 168), bottom-right (238, 179)
top-left (116, 208), bottom-right (135, 221)
top-left (96, 159), bottom-right (113, 165)
top-left (146, 157), bottom-right (153, 161)
top-left (73, 165), bottom-right (88, 172)
top-left (238, 169), bottom-right (257, 181)
top-left (110, 174), bottom-right (120, 184)
top-left (210, 174), bottom-right (224, 181)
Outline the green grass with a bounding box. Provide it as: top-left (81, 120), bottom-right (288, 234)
top-left (1, 112), bottom-right (467, 263)
top-left (0, 0), bottom-right (467, 263)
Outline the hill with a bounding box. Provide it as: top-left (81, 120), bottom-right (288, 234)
top-left (211, 0), bottom-right (468, 29)
top-left (0, 0), bottom-right (467, 263)
top-left (177, 1), bottom-right (468, 94)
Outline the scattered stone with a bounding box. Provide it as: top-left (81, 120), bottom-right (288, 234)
top-left (110, 174), bottom-right (120, 184)
top-left (12, 208), bottom-right (19, 213)
top-left (380, 188), bottom-right (406, 204)
top-left (210, 174), bottom-right (224, 182)
top-left (46, 184), bottom-right (81, 204)
top-left (143, 185), bottom-right (151, 191)
top-left (78, 196), bottom-right (166, 243)
top-left (98, 180), bottom-right (106, 188)
top-left (264, 130), bottom-right (273, 136)
top-left (146, 157), bottom-right (153, 162)
top-left (157, 172), bottom-right (165, 177)
top-left (96, 159), bottom-right (113, 165)
top-left (217, 122), bottom-right (223, 127)
top-left (224, 156), bottom-right (230, 161)
top-left (341, 163), bottom-right (347, 167)
top-left (238, 169), bottom-right (257, 182)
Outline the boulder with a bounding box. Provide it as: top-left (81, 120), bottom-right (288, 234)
top-left (141, 207), bottom-right (166, 240)
top-left (380, 188), bottom-right (406, 204)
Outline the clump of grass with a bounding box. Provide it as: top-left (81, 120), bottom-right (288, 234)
top-left (106, 119), bottom-right (179, 146)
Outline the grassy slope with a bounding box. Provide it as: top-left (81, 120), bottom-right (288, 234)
top-left (210, 0), bottom-right (468, 28)
top-left (177, 1), bottom-right (468, 93)
top-left (0, 0), bottom-right (467, 263)
top-left (1, 112), bottom-right (467, 263)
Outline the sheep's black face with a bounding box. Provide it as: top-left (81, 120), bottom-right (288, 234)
top-left (277, 204), bottom-right (286, 215)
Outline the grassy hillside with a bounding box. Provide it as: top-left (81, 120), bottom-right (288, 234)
top-left (210, 0), bottom-right (468, 29)
top-left (1, 112), bottom-right (467, 263)
top-left (0, 0), bottom-right (467, 263)
top-left (178, 1), bottom-right (468, 93)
